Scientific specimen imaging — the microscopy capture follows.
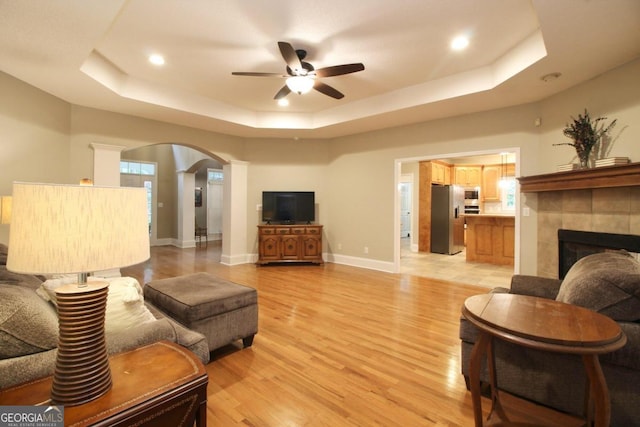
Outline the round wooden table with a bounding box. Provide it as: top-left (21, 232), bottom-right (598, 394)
top-left (462, 293), bottom-right (627, 427)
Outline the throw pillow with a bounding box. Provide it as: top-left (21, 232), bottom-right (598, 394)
top-left (37, 276), bottom-right (156, 335)
top-left (100, 276), bottom-right (157, 335)
top-left (556, 251), bottom-right (640, 321)
top-left (0, 266), bottom-right (44, 290)
top-left (0, 283), bottom-right (59, 358)
top-left (0, 243), bottom-right (7, 265)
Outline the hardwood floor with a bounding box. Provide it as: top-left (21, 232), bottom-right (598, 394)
top-left (122, 243), bottom-right (581, 426)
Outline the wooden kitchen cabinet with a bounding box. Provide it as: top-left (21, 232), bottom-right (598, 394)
top-left (482, 165), bottom-right (501, 201)
top-left (482, 163), bottom-right (516, 201)
top-left (257, 225), bottom-right (323, 264)
top-left (465, 215), bottom-right (514, 266)
top-left (430, 161), bottom-right (451, 185)
top-left (454, 166), bottom-right (482, 187)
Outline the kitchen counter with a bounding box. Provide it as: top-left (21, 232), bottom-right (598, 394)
top-left (465, 213), bottom-right (515, 217)
top-left (465, 215), bottom-right (515, 266)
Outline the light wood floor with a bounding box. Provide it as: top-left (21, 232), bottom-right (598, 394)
top-left (122, 243), bottom-right (581, 426)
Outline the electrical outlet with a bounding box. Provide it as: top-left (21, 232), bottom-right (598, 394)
top-left (337, 243), bottom-right (342, 250)
top-left (364, 246), bottom-right (369, 254)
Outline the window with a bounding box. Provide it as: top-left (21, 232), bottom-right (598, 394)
top-left (208, 169), bottom-right (223, 182)
top-left (120, 160), bottom-right (156, 235)
top-left (120, 161), bottom-right (155, 176)
top-left (501, 178), bottom-right (516, 211)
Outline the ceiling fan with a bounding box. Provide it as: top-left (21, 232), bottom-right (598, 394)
top-left (232, 41), bottom-right (365, 100)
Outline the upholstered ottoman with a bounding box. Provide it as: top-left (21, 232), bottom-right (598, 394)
top-left (144, 272), bottom-right (258, 352)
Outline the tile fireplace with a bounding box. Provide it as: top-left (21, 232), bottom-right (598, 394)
top-left (557, 229), bottom-right (640, 279)
top-left (519, 164), bottom-right (640, 278)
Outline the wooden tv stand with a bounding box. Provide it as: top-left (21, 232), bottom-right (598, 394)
top-left (257, 224), bottom-right (323, 265)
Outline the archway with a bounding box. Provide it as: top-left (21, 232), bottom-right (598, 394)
top-left (113, 143), bottom-right (248, 265)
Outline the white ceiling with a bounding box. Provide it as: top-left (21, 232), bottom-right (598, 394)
top-left (1, 0), bottom-right (639, 139)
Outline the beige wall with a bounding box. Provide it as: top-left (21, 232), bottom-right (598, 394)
top-left (326, 105), bottom-right (540, 272)
top-left (243, 139), bottom-right (330, 254)
top-left (0, 72), bottom-right (72, 243)
top-left (1, 57), bottom-right (640, 276)
top-left (68, 105), bottom-right (245, 183)
top-left (538, 58), bottom-right (640, 174)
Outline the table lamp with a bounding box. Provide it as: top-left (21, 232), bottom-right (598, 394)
top-left (6, 182), bottom-right (150, 406)
top-left (0, 196), bottom-right (11, 224)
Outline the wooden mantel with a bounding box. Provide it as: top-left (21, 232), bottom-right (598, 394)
top-left (518, 162), bottom-right (640, 192)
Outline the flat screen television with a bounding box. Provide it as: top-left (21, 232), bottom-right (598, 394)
top-left (262, 191), bottom-right (315, 224)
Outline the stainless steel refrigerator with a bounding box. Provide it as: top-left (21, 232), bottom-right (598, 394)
top-left (431, 184), bottom-right (465, 255)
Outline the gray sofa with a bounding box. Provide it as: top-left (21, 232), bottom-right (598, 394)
top-left (459, 250), bottom-right (640, 426)
top-left (0, 244), bottom-right (210, 390)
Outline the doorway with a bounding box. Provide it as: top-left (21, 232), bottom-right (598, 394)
top-left (394, 149), bottom-right (520, 288)
top-left (399, 174), bottom-right (413, 238)
top-left (120, 160), bottom-right (157, 244)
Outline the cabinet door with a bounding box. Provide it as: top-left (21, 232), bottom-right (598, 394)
top-left (259, 235), bottom-right (280, 261)
top-left (301, 235), bottom-right (322, 260)
top-left (482, 166), bottom-right (500, 201)
top-left (280, 235), bottom-right (300, 259)
top-left (430, 162), bottom-right (442, 184)
top-left (454, 167), bottom-right (467, 186)
top-left (467, 167), bottom-right (482, 187)
top-left (444, 165), bottom-right (452, 185)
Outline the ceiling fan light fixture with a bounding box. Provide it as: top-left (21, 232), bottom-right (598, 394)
top-left (286, 76), bottom-right (314, 94)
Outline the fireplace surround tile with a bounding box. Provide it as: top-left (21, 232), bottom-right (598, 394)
top-left (630, 187), bottom-right (640, 211)
top-left (593, 187), bottom-right (631, 213)
top-left (593, 213), bottom-right (630, 234)
top-left (562, 212), bottom-right (593, 232)
top-left (538, 192), bottom-right (562, 212)
top-left (631, 215), bottom-right (640, 234)
top-left (562, 189), bottom-right (592, 213)
top-left (535, 186), bottom-right (640, 278)
top-left (537, 240), bottom-right (557, 278)
top-left (539, 212), bottom-right (562, 241)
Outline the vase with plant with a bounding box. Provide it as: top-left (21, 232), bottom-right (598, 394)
top-left (554, 109), bottom-right (617, 168)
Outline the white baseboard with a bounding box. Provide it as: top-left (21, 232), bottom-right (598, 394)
top-left (151, 238), bottom-right (196, 248)
top-left (152, 238), bottom-right (174, 247)
top-left (147, 244), bottom-right (394, 274)
top-left (325, 253), bottom-right (395, 273)
top-left (220, 253), bottom-right (253, 266)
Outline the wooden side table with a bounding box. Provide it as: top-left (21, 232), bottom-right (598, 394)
top-left (0, 340), bottom-right (208, 427)
top-left (462, 293), bottom-right (626, 427)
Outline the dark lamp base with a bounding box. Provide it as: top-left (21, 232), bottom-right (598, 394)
top-left (51, 281), bottom-right (112, 406)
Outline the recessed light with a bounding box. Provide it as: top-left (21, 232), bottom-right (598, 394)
top-left (450, 35), bottom-right (469, 51)
top-left (541, 72), bottom-right (561, 82)
top-left (277, 98), bottom-right (289, 107)
top-left (148, 54), bottom-right (165, 66)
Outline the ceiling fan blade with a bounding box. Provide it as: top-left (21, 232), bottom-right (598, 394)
top-left (313, 81), bottom-right (344, 99)
top-left (274, 85), bottom-right (291, 100)
top-left (232, 72), bottom-right (284, 77)
top-left (314, 63), bottom-right (365, 78)
top-left (278, 41), bottom-right (302, 73)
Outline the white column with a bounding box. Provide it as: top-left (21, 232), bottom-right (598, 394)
top-left (221, 160), bottom-right (248, 265)
top-left (177, 171), bottom-right (196, 248)
top-left (90, 143), bottom-right (128, 277)
top-left (90, 143), bottom-right (125, 186)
